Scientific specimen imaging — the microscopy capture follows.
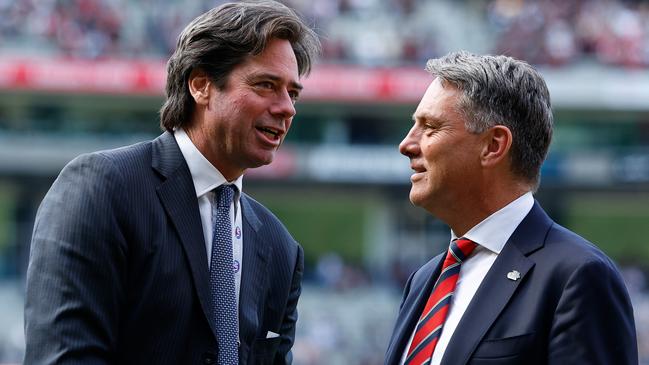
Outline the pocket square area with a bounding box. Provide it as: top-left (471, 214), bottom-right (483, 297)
top-left (266, 331), bottom-right (280, 339)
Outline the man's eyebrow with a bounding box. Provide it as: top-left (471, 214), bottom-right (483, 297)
top-left (291, 80), bottom-right (304, 91)
top-left (412, 112), bottom-right (438, 122)
top-left (251, 73), bottom-right (303, 91)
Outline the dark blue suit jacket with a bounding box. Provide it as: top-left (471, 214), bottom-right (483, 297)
top-left (385, 202), bottom-right (637, 365)
top-left (25, 132), bottom-right (303, 365)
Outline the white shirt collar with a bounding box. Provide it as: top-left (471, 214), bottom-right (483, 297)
top-left (451, 191), bottom-right (534, 254)
top-left (174, 128), bottom-right (243, 199)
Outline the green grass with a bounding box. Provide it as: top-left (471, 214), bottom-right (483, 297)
top-left (256, 192), bottom-right (370, 266)
top-left (565, 194), bottom-right (649, 264)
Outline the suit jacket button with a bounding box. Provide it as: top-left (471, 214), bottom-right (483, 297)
top-left (202, 352), bottom-right (217, 365)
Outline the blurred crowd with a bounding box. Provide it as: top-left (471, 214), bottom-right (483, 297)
top-left (1, 0), bottom-right (648, 67)
top-left (489, 0), bottom-right (649, 67)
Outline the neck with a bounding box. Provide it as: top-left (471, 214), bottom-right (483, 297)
top-left (438, 181), bottom-right (530, 237)
top-left (182, 125), bottom-right (245, 182)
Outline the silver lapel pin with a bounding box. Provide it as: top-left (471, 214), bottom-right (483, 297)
top-left (507, 270), bottom-right (521, 281)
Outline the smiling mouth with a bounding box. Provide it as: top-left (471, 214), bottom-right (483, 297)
top-left (257, 127), bottom-right (281, 140)
top-left (411, 165), bottom-right (426, 173)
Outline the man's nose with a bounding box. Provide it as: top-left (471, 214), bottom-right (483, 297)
top-left (270, 89), bottom-right (296, 119)
top-left (399, 126), bottom-right (420, 157)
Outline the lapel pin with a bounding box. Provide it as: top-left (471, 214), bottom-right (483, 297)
top-left (507, 270), bottom-right (521, 281)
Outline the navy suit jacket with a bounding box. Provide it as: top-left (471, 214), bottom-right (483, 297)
top-left (385, 202), bottom-right (637, 365)
top-left (25, 132), bottom-right (304, 365)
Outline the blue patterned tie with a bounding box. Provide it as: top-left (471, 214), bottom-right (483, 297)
top-left (210, 185), bottom-right (238, 365)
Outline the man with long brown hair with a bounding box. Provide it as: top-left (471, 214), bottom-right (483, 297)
top-left (24, 2), bottom-right (319, 364)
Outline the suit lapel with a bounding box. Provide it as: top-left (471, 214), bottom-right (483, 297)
top-left (385, 254), bottom-right (445, 365)
top-left (440, 202), bottom-right (550, 365)
top-left (238, 194), bottom-right (269, 343)
top-left (440, 241), bottom-right (534, 364)
top-left (152, 132), bottom-right (218, 338)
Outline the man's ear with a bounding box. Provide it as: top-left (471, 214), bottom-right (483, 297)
top-left (188, 68), bottom-right (211, 106)
top-left (481, 125), bottom-right (513, 168)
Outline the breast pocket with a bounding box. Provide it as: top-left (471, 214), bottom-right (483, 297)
top-left (469, 333), bottom-right (534, 364)
top-left (249, 336), bottom-right (281, 365)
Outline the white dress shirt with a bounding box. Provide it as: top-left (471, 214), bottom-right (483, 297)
top-left (401, 192), bottom-right (534, 365)
top-left (174, 128), bottom-right (244, 307)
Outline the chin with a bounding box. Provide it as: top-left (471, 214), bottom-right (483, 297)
top-left (261, 153), bottom-right (276, 166)
top-left (250, 154), bottom-right (275, 168)
top-left (408, 191), bottom-right (424, 207)
top-left (410, 185), bottom-right (437, 207)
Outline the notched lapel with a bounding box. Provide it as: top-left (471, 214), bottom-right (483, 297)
top-left (440, 203), bottom-right (550, 365)
top-left (441, 244), bottom-right (534, 365)
top-left (153, 132), bottom-right (218, 339)
top-left (238, 196), bottom-right (269, 344)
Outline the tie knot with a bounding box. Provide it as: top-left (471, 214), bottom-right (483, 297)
top-left (448, 238), bottom-right (478, 263)
top-left (215, 184), bottom-right (236, 208)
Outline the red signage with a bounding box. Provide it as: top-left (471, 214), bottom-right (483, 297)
top-left (0, 58), bottom-right (430, 102)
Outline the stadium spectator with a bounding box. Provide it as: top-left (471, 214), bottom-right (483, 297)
top-left (1, 0), bottom-right (648, 67)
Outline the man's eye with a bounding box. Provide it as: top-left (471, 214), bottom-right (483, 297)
top-left (289, 91), bottom-right (300, 102)
top-left (257, 82), bottom-right (274, 89)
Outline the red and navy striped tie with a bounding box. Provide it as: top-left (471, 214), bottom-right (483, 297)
top-left (405, 238), bottom-right (478, 365)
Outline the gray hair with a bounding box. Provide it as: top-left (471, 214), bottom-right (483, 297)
top-left (160, 0), bottom-right (320, 131)
top-left (425, 51), bottom-right (553, 189)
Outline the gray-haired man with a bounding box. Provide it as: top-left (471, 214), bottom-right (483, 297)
top-left (385, 51), bottom-right (637, 365)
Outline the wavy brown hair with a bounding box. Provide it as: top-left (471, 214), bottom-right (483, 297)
top-left (159, 0), bottom-right (320, 131)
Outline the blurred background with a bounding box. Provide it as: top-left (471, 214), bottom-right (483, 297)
top-left (1, 0), bottom-right (649, 363)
